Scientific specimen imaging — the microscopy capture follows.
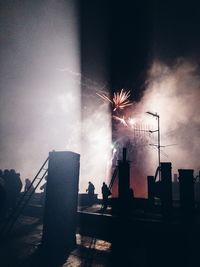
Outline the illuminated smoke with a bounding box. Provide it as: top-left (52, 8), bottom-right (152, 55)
top-left (0, 0), bottom-right (112, 197)
top-left (110, 58), bottom-right (200, 197)
top-left (112, 59), bottom-right (200, 197)
top-left (112, 109), bottom-right (153, 197)
top-left (0, 1), bottom-right (81, 188)
top-left (80, 100), bottom-right (111, 196)
top-left (139, 59), bottom-right (200, 176)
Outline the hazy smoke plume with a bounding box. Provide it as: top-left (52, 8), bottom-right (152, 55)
top-left (0, 1), bottom-right (81, 188)
top-left (0, 1), bottom-right (112, 196)
top-left (142, 59), bottom-right (200, 173)
top-left (114, 59), bottom-right (200, 197)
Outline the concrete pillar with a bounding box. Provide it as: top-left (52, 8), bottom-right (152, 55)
top-left (178, 169), bottom-right (194, 215)
top-left (160, 162), bottom-right (172, 216)
top-left (42, 151), bottom-right (80, 252)
top-left (118, 148), bottom-right (130, 211)
top-left (147, 176), bottom-right (155, 205)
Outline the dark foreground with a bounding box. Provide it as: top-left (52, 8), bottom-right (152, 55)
top-left (1, 202), bottom-right (200, 267)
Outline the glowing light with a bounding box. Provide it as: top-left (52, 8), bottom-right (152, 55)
top-left (113, 115), bottom-right (128, 126)
top-left (111, 143), bottom-right (115, 150)
top-left (97, 89), bottom-right (132, 111)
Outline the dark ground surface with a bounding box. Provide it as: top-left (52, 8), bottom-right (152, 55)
top-left (0, 204), bottom-right (113, 267)
top-left (1, 202), bottom-right (200, 267)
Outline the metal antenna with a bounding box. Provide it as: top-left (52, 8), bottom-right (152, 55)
top-left (146, 111), bottom-right (161, 180)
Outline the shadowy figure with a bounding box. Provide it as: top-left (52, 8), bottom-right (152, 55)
top-left (86, 181), bottom-right (95, 206)
top-left (24, 178), bottom-right (34, 192)
top-left (40, 175), bottom-right (48, 205)
top-left (129, 188), bottom-right (134, 199)
top-left (3, 169), bottom-right (22, 212)
top-left (101, 182), bottom-right (111, 211)
top-left (0, 170), bottom-right (6, 218)
top-left (128, 187), bottom-right (135, 211)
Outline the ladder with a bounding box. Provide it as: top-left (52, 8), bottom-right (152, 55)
top-left (109, 167), bottom-right (118, 190)
top-left (0, 157), bottom-right (49, 237)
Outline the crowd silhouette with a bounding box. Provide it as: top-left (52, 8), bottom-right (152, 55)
top-left (86, 181), bottom-right (112, 210)
top-left (0, 169), bottom-right (22, 219)
top-left (0, 171), bottom-right (114, 220)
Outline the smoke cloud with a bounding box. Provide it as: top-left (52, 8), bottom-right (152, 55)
top-left (0, 1), bottom-right (81, 188)
top-left (114, 59), bottom-right (200, 197)
top-left (141, 59), bottom-right (200, 173)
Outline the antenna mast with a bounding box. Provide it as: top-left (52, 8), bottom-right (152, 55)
top-left (146, 111), bottom-right (161, 180)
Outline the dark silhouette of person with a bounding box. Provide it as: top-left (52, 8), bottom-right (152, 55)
top-left (40, 175), bottom-right (48, 205)
top-left (0, 170), bottom-right (6, 218)
top-left (128, 187), bottom-right (135, 211)
top-left (86, 181), bottom-right (95, 205)
top-left (101, 182), bottom-right (111, 211)
top-left (11, 170), bottom-right (22, 206)
top-left (2, 169), bottom-right (10, 211)
top-left (24, 178), bottom-right (34, 192)
top-left (129, 188), bottom-right (134, 199)
top-left (3, 169), bottom-right (22, 212)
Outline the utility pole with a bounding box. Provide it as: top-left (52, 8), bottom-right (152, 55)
top-left (146, 111), bottom-right (161, 180)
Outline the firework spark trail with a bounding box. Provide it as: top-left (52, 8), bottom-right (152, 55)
top-left (113, 115), bottom-right (128, 126)
top-left (96, 89), bottom-right (132, 111)
top-left (58, 67), bottom-right (109, 95)
top-left (96, 92), bottom-right (113, 104)
top-left (58, 68), bottom-right (81, 76)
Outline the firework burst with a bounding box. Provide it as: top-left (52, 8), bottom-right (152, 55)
top-left (113, 89), bottom-right (132, 111)
top-left (96, 89), bottom-right (132, 111)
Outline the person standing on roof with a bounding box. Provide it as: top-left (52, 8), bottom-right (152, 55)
top-left (86, 181), bottom-right (95, 206)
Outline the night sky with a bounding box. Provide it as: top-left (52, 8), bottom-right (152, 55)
top-left (81, 0), bottom-right (200, 99)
